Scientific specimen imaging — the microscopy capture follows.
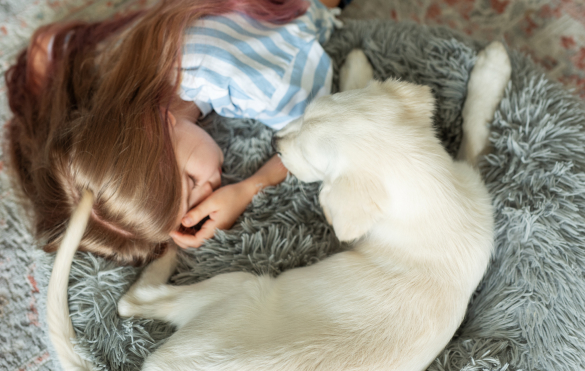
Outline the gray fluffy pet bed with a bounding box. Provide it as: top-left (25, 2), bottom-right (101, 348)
top-left (34, 20), bottom-right (585, 371)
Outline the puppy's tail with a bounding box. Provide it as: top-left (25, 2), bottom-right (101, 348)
top-left (47, 190), bottom-right (95, 371)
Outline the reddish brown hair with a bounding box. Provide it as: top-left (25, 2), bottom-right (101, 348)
top-left (5, 0), bottom-right (308, 265)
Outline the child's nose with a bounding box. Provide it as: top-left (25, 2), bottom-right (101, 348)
top-left (202, 182), bottom-right (214, 199)
top-left (189, 182), bottom-right (215, 210)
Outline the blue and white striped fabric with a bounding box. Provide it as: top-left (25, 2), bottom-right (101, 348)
top-left (179, 0), bottom-right (340, 129)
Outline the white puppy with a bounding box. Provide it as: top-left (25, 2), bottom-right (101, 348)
top-left (48, 42), bottom-right (511, 371)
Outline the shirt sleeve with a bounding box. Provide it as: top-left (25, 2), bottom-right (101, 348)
top-left (179, 8), bottom-right (335, 129)
top-left (306, 0), bottom-right (343, 45)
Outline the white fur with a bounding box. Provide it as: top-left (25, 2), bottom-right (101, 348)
top-left (49, 42), bottom-right (511, 371)
top-left (339, 49), bottom-right (374, 92)
top-left (457, 41), bottom-right (512, 165)
top-left (47, 190), bottom-right (95, 371)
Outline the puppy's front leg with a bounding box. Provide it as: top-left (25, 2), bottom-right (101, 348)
top-left (339, 49), bottom-right (374, 92)
top-left (458, 41), bottom-right (511, 165)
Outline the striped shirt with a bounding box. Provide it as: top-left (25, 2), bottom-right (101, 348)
top-left (179, 0), bottom-right (340, 129)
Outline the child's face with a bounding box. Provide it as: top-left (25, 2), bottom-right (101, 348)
top-left (170, 109), bottom-right (224, 224)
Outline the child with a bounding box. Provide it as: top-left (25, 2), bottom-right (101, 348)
top-left (5, 0), bottom-right (342, 265)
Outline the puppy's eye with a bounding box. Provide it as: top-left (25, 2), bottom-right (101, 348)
top-left (271, 136), bottom-right (281, 155)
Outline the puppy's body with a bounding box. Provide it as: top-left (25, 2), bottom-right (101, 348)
top-left (48, 42), bottom-right (511, 371)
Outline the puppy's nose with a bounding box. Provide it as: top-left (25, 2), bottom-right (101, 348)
top-left (271, 135), bottom-right (280, 154)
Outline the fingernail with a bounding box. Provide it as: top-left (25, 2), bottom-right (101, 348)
top-left (182, 217), bottom-right (192, 226)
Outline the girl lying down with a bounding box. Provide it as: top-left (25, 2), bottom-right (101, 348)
top-left (5, 0), bottom-right (346, 265)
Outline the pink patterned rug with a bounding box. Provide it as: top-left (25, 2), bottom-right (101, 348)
top-left (1, 0), bottom-right (584, 370)
top-left (344, 0), bottom-right (585, 98)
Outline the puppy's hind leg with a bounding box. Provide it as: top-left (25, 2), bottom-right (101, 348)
top-left (339, 49), bottom-right (374, 92)
top-left (458, 41), bottom-right (511, 165)
top-left (118, 249), bottom-right (257, 328)
top-left (132, 245), bottom-right (179, 287)
top-left (117, 247), bottom-right (179, 322)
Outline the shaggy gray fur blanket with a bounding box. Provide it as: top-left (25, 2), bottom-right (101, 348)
top-left (34, 20), bottom-right (585, 371)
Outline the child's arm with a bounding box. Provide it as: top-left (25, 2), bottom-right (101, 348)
top-left (170, 154), bottom-right (288, 249)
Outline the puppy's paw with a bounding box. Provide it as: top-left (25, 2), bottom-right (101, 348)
top-left (117, 286), bottom-right (166, 318)
top-left (475, 41), bottom-right (511, 74)
top-left (339, 49), bottom-right (374, 92)
top-left (118, 294), bottom-right (140, 318)
top-left (471, 41), bottom-right (511, 96)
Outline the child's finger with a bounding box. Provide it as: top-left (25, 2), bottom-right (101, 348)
top-left (182, 198), bottom-right (216, 227)
top-left (169, 231), bottom-right (194, 249)
top-left (189, 219), bottom-right (217, 248)
top-left (170, 218), bottom-right (217, 248)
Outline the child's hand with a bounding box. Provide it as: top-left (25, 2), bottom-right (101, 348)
top-left (169, 155), bottom-right (288, 249)
top-left (170, 181), bottom-right (256, 248)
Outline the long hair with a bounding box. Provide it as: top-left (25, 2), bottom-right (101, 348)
top-left (5, 0), bottom-right (309, 265)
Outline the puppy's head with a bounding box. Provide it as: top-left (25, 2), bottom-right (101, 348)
top-left (274, 79), bottom-right (435, 241)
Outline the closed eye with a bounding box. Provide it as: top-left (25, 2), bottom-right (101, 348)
top-left (189, 175), bottom-right (197, 189)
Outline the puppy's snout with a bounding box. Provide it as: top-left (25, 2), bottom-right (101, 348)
top-left (271, 135), bottom-right (281, 154)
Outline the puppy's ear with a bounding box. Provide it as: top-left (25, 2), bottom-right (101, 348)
top-left (319, 172), bottom-right (387, 241)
